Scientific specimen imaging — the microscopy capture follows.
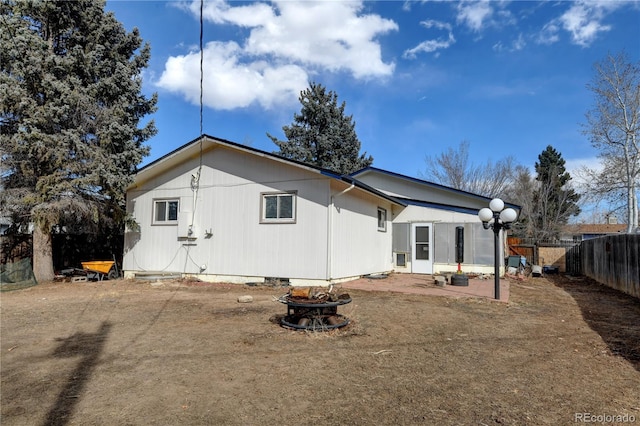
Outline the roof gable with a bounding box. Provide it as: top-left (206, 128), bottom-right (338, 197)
top-left (130, 135), bottom-right (404, 207)
top-left (135, 135), bottom-right (341, 183)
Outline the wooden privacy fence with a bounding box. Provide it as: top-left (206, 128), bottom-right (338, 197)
top-left (565, 243), bottom-right (582, 276)
top-left (582, 234), bottom-right (640, 299)
top-left (508, 237), bottom-right (582, 275)
top-left (536, 241), bottom-right (582, 276)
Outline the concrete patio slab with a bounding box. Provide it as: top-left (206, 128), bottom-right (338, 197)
top-left (339, 273), bottom-right (510, 302)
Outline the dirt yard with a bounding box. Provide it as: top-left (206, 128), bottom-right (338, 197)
top-left (1, 274), bottom-right (639, 425)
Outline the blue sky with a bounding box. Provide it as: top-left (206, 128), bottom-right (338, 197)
top-left (106, 1), bottom-right (639, 191)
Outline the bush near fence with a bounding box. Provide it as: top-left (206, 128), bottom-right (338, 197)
top-left (582, 234), bottom-right (640, 299)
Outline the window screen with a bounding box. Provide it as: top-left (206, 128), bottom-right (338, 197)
top-left (392, 223), bottom-right (411, 253)
top-left (472, 223), bottom-right (495, 265)
top-left (434, 223), bottom-right (491, 264)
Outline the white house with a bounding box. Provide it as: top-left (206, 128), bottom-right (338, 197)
top-left (123, 135), bottom-right (519, 285)
top-left (123, 135), bottom-right (404, 285)
top-left (351, 168), bottom-right (518, 276)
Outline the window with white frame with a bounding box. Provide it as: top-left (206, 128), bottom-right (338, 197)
top-left (261, 192), bottom-right (296, 223)
top-left (153, 199), bottom-right (179, 224)
top-left (378, 207), bottom-right (387, 232)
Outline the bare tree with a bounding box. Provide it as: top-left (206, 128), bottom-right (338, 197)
top-left (582, 51), bottom-right (640, 233)
top-left (421, 140), bottom-right (516, 198)
top-left (575, 155), bottom-right (631, 222)
top-left (503, 165), bottom-right (536, 238)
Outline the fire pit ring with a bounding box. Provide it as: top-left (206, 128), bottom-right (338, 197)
top-left (278, 295), bottom-right (352, 332)
top-left (281, 313), bottom-right (350, 331)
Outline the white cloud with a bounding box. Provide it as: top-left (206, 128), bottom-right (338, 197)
top-left (533, 1), bottom-right (624, 48)
top-left (559, 1), bottom-right (615, 47)
top-left (158, 0), bottom-right (398, 110)
top-left (493, 33), bottom-right (526, 52)
top-left (403, 19), bottom-right (456, 59)
top-left (565, 156), bottom-right (604, 182)
top-left (420, 19), bottom-right (453, 32)
top-left (454, 1), bottom-right (517, 35)
top-left (456, 0), bottom-right (494, 32)
top-left (495, 8), bottom-right (517, 27)
top-left (513, 33), bottom-right (526, 50)
top-left (242, 1), bottom-right (397, 78)
top-left (403, 34), bottom-right (455, 58)
top-left (536, 21), bottom-right (561, 45)
top-left (157, 41), bottom-right (308, 110)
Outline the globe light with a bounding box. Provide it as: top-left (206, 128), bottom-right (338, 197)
top-left (478, 208), bottom-right (494, 223)
top-left (478, 198), bottom-right (518, 301)
top-left (500, 208), bottom-right (518, 223)
top-left (489, 198), bottom-right (505, 212)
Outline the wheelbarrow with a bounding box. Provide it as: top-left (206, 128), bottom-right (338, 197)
top-left (80, 260), bottom-right (119, 281)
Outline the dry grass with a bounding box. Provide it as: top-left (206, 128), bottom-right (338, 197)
top-left (1, 275), bottom-right (639, 425)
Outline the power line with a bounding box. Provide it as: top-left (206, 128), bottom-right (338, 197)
top-left (199, 0), bottom-right (204, 139)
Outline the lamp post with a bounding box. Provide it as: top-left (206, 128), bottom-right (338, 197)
top-left (478, 198), bottom-right (518, 300)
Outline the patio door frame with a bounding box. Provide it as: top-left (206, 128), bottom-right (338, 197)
top-left (411, 222), bottom-right (433, 274)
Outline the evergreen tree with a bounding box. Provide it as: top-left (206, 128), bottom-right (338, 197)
top-left (0, 0), bottom-right (157, 281)
top-left (531, 146), bottom-right (581, 240)
top-left (268, 82), bottom-right (373, 175)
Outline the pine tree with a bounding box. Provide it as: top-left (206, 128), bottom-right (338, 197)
top-left (0, 0), bottom-right (157, 281)
top-left (268, 82), bottom-right (373, 175)
top-left (531, 146), bottom-right (581, 240)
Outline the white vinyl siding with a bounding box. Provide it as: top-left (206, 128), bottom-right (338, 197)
top-left (329, 182), bottom-right (394, 279)
top-left (125, 146), bottom-right (329, 280)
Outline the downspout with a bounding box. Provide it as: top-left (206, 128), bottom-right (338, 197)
top-left (327, 182), bottom-right (355, 281)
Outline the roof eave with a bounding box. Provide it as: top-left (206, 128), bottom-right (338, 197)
top-left (351, 166), bottom-right (521, 210)
top-left (126, 136), bottom-right (404, 209)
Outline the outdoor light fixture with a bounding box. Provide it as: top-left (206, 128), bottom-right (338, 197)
top-left (478, 198), bottom-right (518, 300)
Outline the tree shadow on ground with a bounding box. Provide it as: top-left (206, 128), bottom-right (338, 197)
top-left (549, 275), bottom-right (640, 372)
top-left (42, 322), bottom-right (112, 426)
